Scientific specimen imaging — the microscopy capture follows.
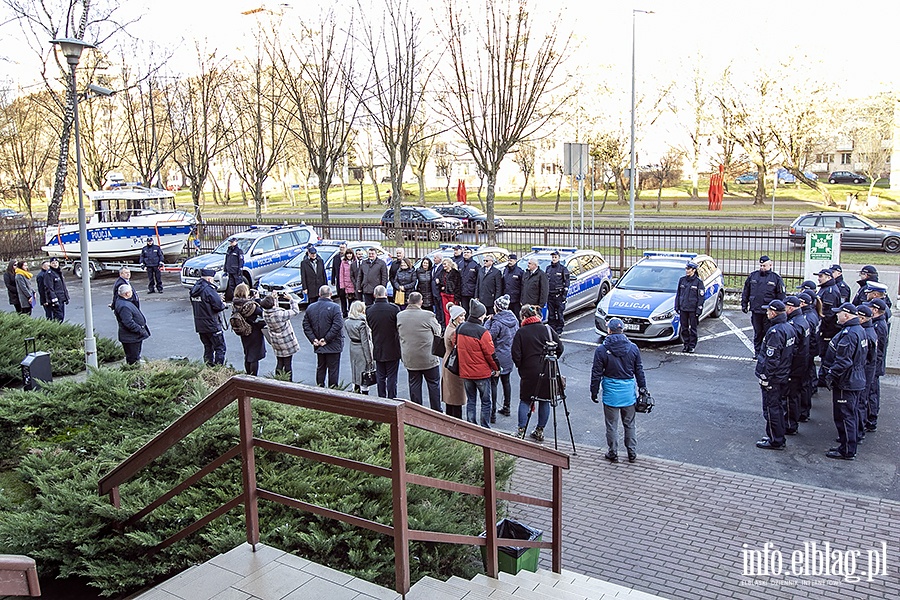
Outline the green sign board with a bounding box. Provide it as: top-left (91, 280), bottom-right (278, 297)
top-left (808, 232), bottom-right (835, 260)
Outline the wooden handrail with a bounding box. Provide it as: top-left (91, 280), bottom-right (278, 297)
top-left (98, 375), bottom-right (570, 595)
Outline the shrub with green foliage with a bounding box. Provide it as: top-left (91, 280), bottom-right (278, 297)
top-left (0, 311), bottom-right (123, 385)
top-left (0, 362), bottom-right (515, 596)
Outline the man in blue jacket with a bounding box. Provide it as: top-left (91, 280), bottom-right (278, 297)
top-left (302, 284), bottom-right (345, 387)
top-left (590, 318), bottom-right (648, 463)
top-left (741, 255), bottom-right (786, 357)
top-left (674, 261), bottom-right (704, 353)
top-left (755, 300), bottom-right (795, 451)
top-left (190, 268), bottom-right (227, 365)
top-left (140, 237), bottom-right (165, 294)
top-left (822, 303), bottom-right (867, 460)
top-left (223, 238), bottom-right (244, 302)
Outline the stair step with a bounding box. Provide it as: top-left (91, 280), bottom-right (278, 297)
top-left (452, 575), bottom-right (558, 600)
top-left (407, 575), bottom-right (493, 600)
top-left (498, 571), bottom-right (590, 600)
top-left (470, 573), bottom-right (561, 600)
top-left (494, 569), bottom-right (668, 600)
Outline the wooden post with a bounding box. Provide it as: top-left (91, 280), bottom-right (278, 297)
top-left (238, 395), bottom-right (259, 549)
top-left (390, 410), bottom-right (411, 595)
top-left (483, 447), bottom-right (498, 578)
top-left (552, 465), bottom-right (563, 573)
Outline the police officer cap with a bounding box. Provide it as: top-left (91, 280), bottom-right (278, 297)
top-left (685, 261), bottom-right (698, 270)
top-left (508, 253), bottom-right (517, 260)
top-left (607, 318), bottom-right (625, 333)
top-left (146, 237), bottom-right (154, 243)
top-left (763, 299), bottom-right (786, 312)
top-left (830, 264), bottom-right (843, 273)
top-left (453, 245), bottom-right (463, 250)
top-left (759, 255), bottom-right (771, 263)
top-left (831, 302), bottom-right (857, 315)
top-left (784, 296), bottom-right (801, 307)
top-left (816, 268), bottom-right (833, 277)
top-left (857, 304), bottom-right (873, 318)
top-left (860, 265), bottom-right (878, 275)
top-left (307, 245), bottom-right (317, 254)
top-left (200, 268), bottom-right (217, 277)
top-left (797, 280), bottom-right (817, 291)
top-left (865, 281), bottom-right (888, 294)
top-left (869, 298), bottom-right (888, 311)
top-left (550, 250), bottom-right (560, 256)
top-left (797, 292), bottom-right (813, 305)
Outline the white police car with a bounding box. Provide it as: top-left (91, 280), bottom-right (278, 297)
top-left (595, 252), bottom-right (724, 341)
top-left (257, 240), bottom-right (389, 302)
top-left (517, 247), bottom-right (613, 314)
top-left (417, 244), bottom-right (510, 269)
top-left (181, 224), bottom-right (318, 290)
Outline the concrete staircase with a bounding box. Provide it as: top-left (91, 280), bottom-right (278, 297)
top-left (129, 543), bottom-right (667, 600)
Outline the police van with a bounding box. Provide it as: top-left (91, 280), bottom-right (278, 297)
top-left (181, 224), bottom-right (319, 291)
top-left (517, 246), bottom-right (613, 315)
top-left (595, 251), bottom-right (724, 341)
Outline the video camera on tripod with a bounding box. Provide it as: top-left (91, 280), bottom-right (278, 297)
top-left (522, 338), bottom-right (576, 453)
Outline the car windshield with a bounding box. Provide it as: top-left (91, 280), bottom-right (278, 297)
top-left (617, 264), bottom-right (683, 293)
top-left (212, 238), bottom-right (253, 255)
top-left (283, 246), bottom-right (340, 268)
top-left (517, 256), bottom-right (553, 271)
top-left (419, 208), bottom-right (442, 220)
top-left (856, 214), bottom-right (881, 228)
top-left (460, 206), bottom-right (484, 217)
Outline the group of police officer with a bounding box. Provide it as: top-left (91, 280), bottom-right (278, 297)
top-left (745, 256), bottom-right (891, 460)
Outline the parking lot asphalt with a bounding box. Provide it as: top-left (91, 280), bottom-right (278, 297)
top-left (13, 271), bottom-right (900, 501)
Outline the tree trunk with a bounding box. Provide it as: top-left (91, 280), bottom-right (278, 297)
top-left (690, 146), bottom-right (700, 199)
top-left (485, 170), bottom-right (498, 246)
top-left (554, 171), bottom-right (564, 211)
top-left (319, 181), bottom-right (331, 231)
top-left (518, 171), bottom-right (529, 213)
top-left (444, 175), bottom-right (451, 203)
top-left (656, 184), bottom-right (663, 212)
top-left (753, 166), bottom-right (766, 205)
top-left (48, 80), bottom-right (76, 226)
top-left (359, 178), bottom-right (365, 211)
top-left (417, 174), bottom-right (426, 203)
top-left (392, 176), bottom-right (405, 247)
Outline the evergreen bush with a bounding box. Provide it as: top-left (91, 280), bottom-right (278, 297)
top-left (0, 311), bottom-right (124, 385)
top-left (0, 362), bottom-right (516, 596)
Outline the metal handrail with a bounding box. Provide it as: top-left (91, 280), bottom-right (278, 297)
top-left (98, 375), bottom-right (570, 595)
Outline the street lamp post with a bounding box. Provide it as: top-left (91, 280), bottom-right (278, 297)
top-left (629, 9), bottom-right (653, 237)
top-left (51, 38), bottom-right (98, 369)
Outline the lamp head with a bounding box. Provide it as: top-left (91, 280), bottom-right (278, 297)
top-left (50, 38), bottom-right (97, 66)
top-left (87, 83), bottom-right (114, 97)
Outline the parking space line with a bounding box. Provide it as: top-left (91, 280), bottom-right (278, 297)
top-left (559, 338), bottom-right (598, 348)
top-left (665, 350), bottom-right (756, 362)
top-left (697, 325), bottom-right (753, 342)
top-left (721, 315), bottom-right (756, 354)
top-left (565, 310), bottom-right (595, 325)
top-left (563, 326), bottom-right (598, 334)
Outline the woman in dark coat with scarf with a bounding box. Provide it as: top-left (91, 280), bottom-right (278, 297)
top-left (439, 258), bottom-right (462, 324)
top-left (232, 283), bottom-right (267, 376)
top-left (511, 304), bottom-right (563, 442)
top-left (4, 260), bottom-right (21, 313)
top-left (416, 257), bottom-right (435, 311)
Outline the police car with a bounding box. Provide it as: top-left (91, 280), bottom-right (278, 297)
top-left (257, 241), bottom-right (389, 302)
top-left (594, 252), bottom-right (724, 341)
top-left (416, 244), bottom-right (510, 269)
top-left (180, 224), bottom-right (319, 290)
top-left (517, 247), bottom-right (613, 314)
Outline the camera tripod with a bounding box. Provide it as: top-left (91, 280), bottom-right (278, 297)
top-left (521, 341), bottom-right (577, 454)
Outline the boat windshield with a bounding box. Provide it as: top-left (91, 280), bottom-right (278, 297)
top-left (94, 195), bottom-right (177, 222)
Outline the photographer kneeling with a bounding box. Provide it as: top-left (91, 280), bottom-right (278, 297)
top-left (590, 318), bottom-right (647, 463)
top-left (511, 305), bottom-right (564, 442)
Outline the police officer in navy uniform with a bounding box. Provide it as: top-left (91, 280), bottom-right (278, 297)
top-left (865, 299), bottom-right (889, 432)
top-left (822, 302), bottom-right (867, 460)
top-left (852, 266), bottom-right (882, 306)
top-left (797, 292), bottom-right (819, 422)
top-left (458, 248), bottom-right (479, 315)
top-left (451, 245), bottom-right (465, 269)
top-left (783, 296), bottom-right (809, 435)
top-left (223, 238), bottom-right (244, 303)
top-left (675, 261), bottom-right (704, 353)
top-left (741, 255), bottom-right (785, 358)
top-left (816, 268), bottom-right (842, 381)
top-left (140, 237), bottom-right (165, 294)
top-left (856, 304), bottom-right (878, 444)
top-left (755, 300), bottom-right (795, 450)
top-left (545, 250), bottom-right (570, 334)
top-left (501, 253), bottom-right (524, 321)
top-left (863, 281), bottom-right (892, 325)
top-left (829, 264), bottom-right (852, 304)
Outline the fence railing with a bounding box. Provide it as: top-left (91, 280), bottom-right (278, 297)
top-left (97, 376), bottom-right (570, 596)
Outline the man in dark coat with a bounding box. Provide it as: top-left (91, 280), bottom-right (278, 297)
top-left (430, 252), bottom-right (445, 328)
top-left (223, 238), bottom-right (244, 302)
top-left (501, 253), bottom-right (524, 320)
top-left (330, 242), bottom-right (347, 286)
top-left (357, 248), bottom-right (388, 306)
top-left (458, 248), bottom-right (479, 313)
top-left (816, 268), bottom-right (842, 379)
top-left (114, 284), bottom-right (150, 365)
top-left (830, 264), bottom-right (852, 304)
top-left (784, 296), bottom-right (809, 436)
top-left (112, 267), bottom-right (139, 309)
top-left (36, 260), bottom-right (53, 319)
top-left (302, 284), bottom-right (345, 387)
top-left (741, 255), bottom-right (786, 357)
top-left (674, 261), bottom-right (704, 353)
top-left (388, 247), bottom-right (405, 283)
top-left (365, 285), bottom-right (401, 398)
top-left (44, 257), bottom-right (69, 322)
top-left (140, 237), bottom-right (165, 294)
top-left (545, 250), bottom-right (570, 334)
top-left (476, 256), bottom-right (502, 315)
top-left (451, 245), bottom-right (464, 268)
top-left (856, 304), bottom-right (878, 444)
top-left (521, 257), bottom-right (549, 310)
top-left (865, 299), bottom-right (889, 432)
top-left (754, 300), bottom-right (795, 451)
top-left (190, 268), bottom-right (227, 365)
top-left (822, 303), bottom-right (867, 460)
top-left (852, 266), bottom-right (891, 307)
top-left (300, 245), bottom-right (328, 304)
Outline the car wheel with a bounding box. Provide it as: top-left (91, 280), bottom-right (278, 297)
top-left (72, 261), bottom-right (95, 280)
top-left (597, 281), bottom-right (611, 303)
top-left (829, 178), bottom-right (836, 184)
top-left (883, 237), bottom-right (900, 253)
top-left (712, 291), bottom-right (725, 318)
top-left (428, 228), bottom-right (442, 242)
top-left (383, 228), bottom-right (396, 240)
top-left (243, 273), bottom-right (253, 288)
top-left (854, 178), bottom-right (863, 184)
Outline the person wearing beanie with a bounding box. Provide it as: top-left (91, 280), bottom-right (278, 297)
top-left (853, 266), bottom-right (879, 306)
top-left (442, 303), bottom-right (468, 419)
top-left (512, 304), bottom-right (563, 443)
top-left (755, 300), bottom-right (795, 451)
top-left (821, 303), bottom-right (866, 460)
top-left (590, 318), bottom-right (647, 463)
top-left (741, 255), bottom-right (786, 358)
top-left (456, 299), bottom-right (500, 428)
top-left (486, 294), bottom-right (519, 420)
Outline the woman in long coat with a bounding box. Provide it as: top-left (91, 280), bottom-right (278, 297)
top-left (232, 283), bottom-right (267, 376)
top-left (14, 261), bottom-right (34, 316)
top-left (344, 300), bottom-right (374, 394)
top-left (439, 258), bottom-right (462, 325)
top-left (260, 294), bottom-right (301, 380)
top-left (442, 303), bottom-right (467, 419)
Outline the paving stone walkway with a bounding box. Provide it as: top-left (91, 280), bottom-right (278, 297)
top-left (508, 447), bottom-right (900, 599)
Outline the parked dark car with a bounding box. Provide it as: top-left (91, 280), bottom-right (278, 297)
top-left (789, 211), bottom-right (900, 253)
top-left (379, 206), bottom-right (463, 241)
top-left (432, 203), bottom-right (504, 231)
top-left (828, 171), bottom-right (867, 184)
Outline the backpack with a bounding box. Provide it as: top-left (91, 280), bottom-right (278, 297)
top-left (230, 305), bottom-right (253, 336)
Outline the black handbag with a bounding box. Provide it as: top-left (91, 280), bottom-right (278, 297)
top-left (635, 388), bottom-right (654, 413)
top-left (361, 369), bottom-right (377, 387)
top-left (444, 346), bottom-right (460, 375)
top-left (431, 334), bottom-right (446, 357)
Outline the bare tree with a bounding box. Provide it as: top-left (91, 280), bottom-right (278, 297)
top-left (278, 11), bottom-right (360, 228)
top-left (433, 141), bottom-right (455, 203)
top-left (441, 0), bottom-right (570, 245)
top-left (3, 0), bottom-right (135, 224)
top-left (165, 46), bottom-right (235, 221)
top-left (849, 93), bottom-right (894, 200)
top-left (409, 114), bottom-right (436, 203)
top-left (77, 87), bottom-right (127, 190)
top-left (356, 0), bottom-right (434, 246)
top-left (669, 56), bottom-right (713, 199)
top-left (588, 130), bottom-right (629, 205)
top-left (513, 142), bottom-right (536, 212)
top-left (0, 89), bottom-right (56, 216)
top-left (646, 147), bottom-right (684, 212)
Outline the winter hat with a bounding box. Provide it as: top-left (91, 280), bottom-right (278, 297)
top-left (494, 294), bottom-right (510, 311)
top-left (469, 298), bottom-right (487, 320)
top-left (448, 303), bottom-right (466, 321)
top-left (607, 318), bottom-right (625, 333)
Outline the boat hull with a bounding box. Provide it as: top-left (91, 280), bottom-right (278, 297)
top-left (43, 221), bottom-right (193, 260)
